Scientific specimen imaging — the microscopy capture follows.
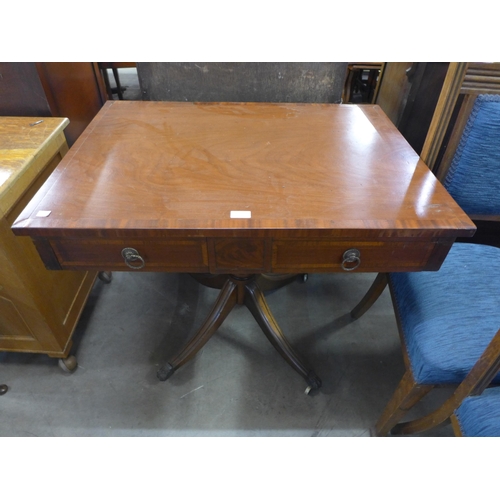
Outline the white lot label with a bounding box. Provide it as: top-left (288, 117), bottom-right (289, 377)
top-left (230, 211), bottom-right (251, 219)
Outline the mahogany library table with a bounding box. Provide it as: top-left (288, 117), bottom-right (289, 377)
top-left (12, 101), bottom-right (475, 392)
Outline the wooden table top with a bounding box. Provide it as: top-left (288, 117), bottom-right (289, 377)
top-left (12, 101), bottom-right (475, 239)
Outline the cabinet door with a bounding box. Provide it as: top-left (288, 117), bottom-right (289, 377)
top-left (0, 288), bottom-right (45, 352)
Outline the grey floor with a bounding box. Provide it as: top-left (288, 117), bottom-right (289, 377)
top-left (0, 67), bottom-right (454, 437)
top-left (0, 271), bottom-right (454, 437)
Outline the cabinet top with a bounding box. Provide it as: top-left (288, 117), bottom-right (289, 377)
top-left (0, 117), bottom-right (69, 203)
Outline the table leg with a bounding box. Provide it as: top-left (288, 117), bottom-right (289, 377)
top-left (158, 274), bottom-right (321, 392)
top-left (157, 278), bottom-right (238, 381)
top-left (243, 279), bottom-right (322, 391)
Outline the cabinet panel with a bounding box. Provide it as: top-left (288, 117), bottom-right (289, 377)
top-left (0, 293), bottom-right (38, 342)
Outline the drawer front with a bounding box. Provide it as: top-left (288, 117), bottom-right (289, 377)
top-left (45, 237), bottom-right (441, 274)
top-left (211, 238), bottom-right (269, 273)
top-left (272, 240), bottom-right (437, 273)
top-left (50, 239), bottom-right (209, 272)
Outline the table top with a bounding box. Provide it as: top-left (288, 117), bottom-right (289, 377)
top-left (0, 117), bottom-right (68, 214)
top-left (12, 101), bottom-right (474, 239)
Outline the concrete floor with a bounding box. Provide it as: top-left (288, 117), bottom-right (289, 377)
top-left (0, 67), bottom-right (455, 437)
top-left (0, 271), bottom-right (454, 436)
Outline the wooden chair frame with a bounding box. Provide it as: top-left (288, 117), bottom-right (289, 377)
top-left (350, 62), bottom-right (500, 435)
top-left (377, 294), bottom-right (500, 436)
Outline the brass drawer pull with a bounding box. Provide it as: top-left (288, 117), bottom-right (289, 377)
top-left (121, 247), bottom-right (145, 269)
top-left (341, 249), bottom-right (361, 271)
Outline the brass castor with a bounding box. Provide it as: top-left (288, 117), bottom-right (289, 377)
top-left (0, 384), bottom-right (8, 395)
top-left (304, 371), bottom-right (322, 395)
top-left (58, 355), bottom-right (78, 373)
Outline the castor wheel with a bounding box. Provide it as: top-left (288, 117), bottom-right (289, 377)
top-left (98, 271), bottom-right (113, 284)
top-left (304, 370), bottom-right (322, 395)
top-left (157, 362), bottom-right (175, 381)
top-left (58, 355), bottom-right (78, 373)
top-left (0, 384), bottom-right (8, 395)
top-left (300, 274), bottom-right (308, 283)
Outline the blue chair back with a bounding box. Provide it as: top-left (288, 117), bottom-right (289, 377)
top-left (444, 94), bottom-right (500, 215)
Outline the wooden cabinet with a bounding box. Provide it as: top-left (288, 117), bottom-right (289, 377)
top-left (0, 117), bottom-right (97, 361)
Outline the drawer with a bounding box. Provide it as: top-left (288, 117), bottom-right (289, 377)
top-left (49, 238), bottom-right (209, 272)
top-left (272, 240), bottom-right (437, 273)
top-left (211, 238), bottom-right (270, 273)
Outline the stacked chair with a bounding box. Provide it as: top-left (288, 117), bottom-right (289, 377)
top-left (350, 63), bottom-right (500, 436)
top-left (451, 387), bottom-right (500, 436)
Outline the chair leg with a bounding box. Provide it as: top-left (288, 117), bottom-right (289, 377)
top-left (101, 68), bottom-right (113, 100)
top-left (450, 414), bottom-right (463, 436)
top-left (112, 68), bottom-right (124, 100)
top-left (392, 328), bottom-right (500, 435)
top-left (350, 273), bottom-right (388, 320)
top-left (375, 370), bottom-right (433, 436)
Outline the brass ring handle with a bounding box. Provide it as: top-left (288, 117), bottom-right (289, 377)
top-left (121, 247), bottom-right (145, 269)
top-left (341, 248), bottom-right (361, 271)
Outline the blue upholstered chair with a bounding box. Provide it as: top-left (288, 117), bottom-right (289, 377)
top-left (452, 386), bottom-right (500, 437)
top-left (351, 89), bottom-right (500, 436)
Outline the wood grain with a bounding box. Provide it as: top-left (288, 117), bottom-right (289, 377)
top-left (11, 102), bottom-right (476, 275)
top-left (12, 101), bottom-right (475, 239)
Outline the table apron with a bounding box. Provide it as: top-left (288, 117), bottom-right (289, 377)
top-left (33, 236), bottom-right (455, 274)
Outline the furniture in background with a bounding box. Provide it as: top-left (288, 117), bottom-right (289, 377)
top-left (0, 63), bottom-right (107, 147)
top-left (375, 62), bottom-right (449, 155)
top-left (350, 63), bottom-right (500, 436)
top-left (11, 101), bottom-right (474, 393)
top-left (98, 62), bottom-right (136, 100)
top-left (425, 62), bottom-right (500, 248)
top-left (0, 117), bottom-right (98, 371)
top-left (342, 62), bottom-right (384, 104)
top-left (451, 386), bottom-right (500, 436)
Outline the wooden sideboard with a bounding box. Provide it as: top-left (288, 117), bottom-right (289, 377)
top-left (0, 117), bottom-right (97, 370)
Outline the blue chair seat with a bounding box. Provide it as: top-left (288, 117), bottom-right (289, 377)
top-left (455, 386), bottom-right (500, 436)
top-left (389, 243), bottom-right (500, 385)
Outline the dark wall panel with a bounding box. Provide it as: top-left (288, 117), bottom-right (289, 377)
top-left (137, 62), bottom-right (348, 103)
